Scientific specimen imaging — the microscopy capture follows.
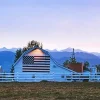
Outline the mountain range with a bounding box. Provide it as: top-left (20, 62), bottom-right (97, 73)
top-left (0, 47), bottom-right (100, 56)
top-left (0, 47), bottom-right (100, 72)
top-left (46, 48), bottom-right (85, 52)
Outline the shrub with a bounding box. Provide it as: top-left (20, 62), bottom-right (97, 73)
top-left (40, 80), bottom-right (48, 82)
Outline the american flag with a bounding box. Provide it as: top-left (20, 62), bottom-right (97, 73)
top-left (23, 56), bottom-right (50, 72)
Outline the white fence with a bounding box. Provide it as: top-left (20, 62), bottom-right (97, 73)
top-left (0, 73), bottom-right (100, 82)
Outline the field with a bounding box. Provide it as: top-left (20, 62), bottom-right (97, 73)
top-left (0, 82), bottom-right (100, 100)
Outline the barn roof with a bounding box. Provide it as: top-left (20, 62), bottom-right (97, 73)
top-left (13, 46), bottom-right (76, 73)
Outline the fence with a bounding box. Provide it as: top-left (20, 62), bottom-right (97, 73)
top-left (0, 73), bottom-right (100, 82)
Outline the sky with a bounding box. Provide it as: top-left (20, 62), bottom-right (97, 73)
top-left (0, 0), bottom-right (100, 52)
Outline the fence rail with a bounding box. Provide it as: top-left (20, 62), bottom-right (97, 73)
top-left (0, 73), bottom-right (100, 82)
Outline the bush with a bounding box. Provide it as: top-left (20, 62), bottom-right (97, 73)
top-left (40, 80), bottom-right (48, 82)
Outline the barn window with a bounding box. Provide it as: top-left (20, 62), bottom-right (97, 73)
top-left (22, 56), bottom-right (50, 72)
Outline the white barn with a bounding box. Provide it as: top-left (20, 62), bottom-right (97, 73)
top-left (13, 46), bottom-right (97, 82)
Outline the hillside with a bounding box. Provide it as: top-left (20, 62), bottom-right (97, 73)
top-left (0, 51), bottom-right (15, 72)
top-left (49, 52), bottom-right (100, 66)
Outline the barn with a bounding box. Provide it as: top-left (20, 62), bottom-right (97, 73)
top-left (13, 46), bottom-right (78, 82)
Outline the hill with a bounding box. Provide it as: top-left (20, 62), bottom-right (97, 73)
top-left (49, 52), bottom-right (100, 66)
top-left (0, 51), bottom-right (15, 72)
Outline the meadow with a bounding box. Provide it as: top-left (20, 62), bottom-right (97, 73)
top-left (0, 82), bottom-right (100, 100)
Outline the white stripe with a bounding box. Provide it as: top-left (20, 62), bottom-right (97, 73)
top-left (23, 67), bottom-right (50, 69)
top-left (23, 64), bottom-right (50, 66)
top-left (34, 60), bottom-right (50, 61)
top-left (34, 62), bottom-right (50, 64)
top-left (23, 70), bottom-right (50, 72)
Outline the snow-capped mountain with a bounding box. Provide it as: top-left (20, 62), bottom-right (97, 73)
top-left (0, 47), bottom-right (100, 57)
top-left (60, 47), bottom-right (85, 52)
top-left (0, 47), bottom-right (19, 52)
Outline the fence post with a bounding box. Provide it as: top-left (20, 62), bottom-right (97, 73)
top-left (17, 72), bottom-right (18, 82)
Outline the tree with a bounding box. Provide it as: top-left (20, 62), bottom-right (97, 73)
top-left (63, 60), bottom-right (70, 67)
top-left (15, 40), bottom-right (42, 62)
top-left (29, 40), bottom-right (40, 48)
top-left (83, 61), bottom-right (90, 71)
top-left (40, 43), bottom-right (43, 49)
top-left (25, 40), bottom-right (41, 51)
top-left (69, 48), bottom-right (77, 63)
top-left (22, 47), bottom-right (28, 53)
top-left (63, 48), bottom-right (77, 67)
top-left (96, 64), bottom-right (100, 72)
top-left (84, 61), bottom-right (89, 67)
top-left (14, 49), bottom-right (22, 63)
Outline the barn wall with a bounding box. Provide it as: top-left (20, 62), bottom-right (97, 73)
top-left (50, 59), bottom-right (72, 74)
top-left (14, 48), bottom-right (75, 82)
top-left (49, 59), bottom-right (73, 82)
top-left (14, 59), bottom-right (22, 73)
top-left (14, 56), bottom-right (73, 82)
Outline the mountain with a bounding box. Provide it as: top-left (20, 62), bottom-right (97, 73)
top-left (0, 47), bottom-right (19, 52)
top-left (91, 52), bottom-right (100, 57)
top-left (46, 47), bottom-right (100, 58)
top-left (60, 47), bottom-right (85, 52)
top-left (45, 49), bottom-right (58, 52)
top-left (46, 47), bottom-right (87, 53)
top-left (49, 52), bottom-right (100, 66)
top-left (0, 51), bottom-right (15, 72)
top-left (0, 47), bottom-right (100, 56)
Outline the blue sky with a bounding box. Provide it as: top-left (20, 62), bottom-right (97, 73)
top-left (0, 0), bottom-right (100, 52)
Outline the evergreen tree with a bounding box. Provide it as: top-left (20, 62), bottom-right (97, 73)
top-left (14, 49), bottom-right (22, 63)
top-left (22, 47), bottom-right (28, 53)
top-left (40, 43), bottom-right (43, 49)
top-left (83, 61), bottom-right (90, 71)
top-left (69, 48), bottom-right (77, 63)
top-left (63, 48), bottom-right (77, 67)
top-left (63, 60), bottom-right (69, 67)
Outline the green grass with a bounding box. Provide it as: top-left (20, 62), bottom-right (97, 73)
top-left (0, 82), bottom-right (100, 100)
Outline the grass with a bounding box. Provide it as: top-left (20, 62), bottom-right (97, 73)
top-left (0, 82), bottom-right (100, 100)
